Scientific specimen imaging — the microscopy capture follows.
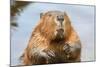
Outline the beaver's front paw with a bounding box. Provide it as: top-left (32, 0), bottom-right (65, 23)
top-left (43, 49), bottom-right (55, 59)
top-left (63, 43), bottom-right (71, 54)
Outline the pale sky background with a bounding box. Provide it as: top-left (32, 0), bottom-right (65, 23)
top-left (11, 2), bottom-right (95, 66)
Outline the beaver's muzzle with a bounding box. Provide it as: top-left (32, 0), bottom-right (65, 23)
top-left (56, 28), bottom-right (64, 40)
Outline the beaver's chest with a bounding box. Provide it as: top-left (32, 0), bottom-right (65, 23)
top-left (44, 42), bottom-right (70, 63)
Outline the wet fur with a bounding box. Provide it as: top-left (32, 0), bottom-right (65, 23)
top-left (21, 11), bottom-right (81, 65)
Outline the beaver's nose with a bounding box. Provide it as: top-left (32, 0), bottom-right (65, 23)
top-left (57, 15), bottom-right (64, 22)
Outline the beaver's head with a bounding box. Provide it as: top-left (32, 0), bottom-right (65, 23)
top-left (35, 11), bottom-right (72, 41)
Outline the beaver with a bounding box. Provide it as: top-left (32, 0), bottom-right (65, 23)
top-left (21, 11), bottom-right (81, 65)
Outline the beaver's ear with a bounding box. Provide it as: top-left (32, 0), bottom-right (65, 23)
top-left (64, 11), bottom-right (67, 15)
top-left (40, 13), bottom-right (44, 18)
top-left (64, 11), bottom-right (69, 17)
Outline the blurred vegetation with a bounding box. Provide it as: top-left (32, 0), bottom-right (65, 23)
top-left (11, 1), bottom-right (31, 27)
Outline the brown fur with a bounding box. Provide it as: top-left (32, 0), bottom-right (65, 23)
top-left (21, 11), bottom-right (81, 65)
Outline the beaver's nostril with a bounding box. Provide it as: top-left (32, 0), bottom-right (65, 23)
top-left (57, 15), bottom-right (64, 22)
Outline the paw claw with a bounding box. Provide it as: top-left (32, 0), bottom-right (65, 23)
top-left (63, 43), bottom-right (71, 54)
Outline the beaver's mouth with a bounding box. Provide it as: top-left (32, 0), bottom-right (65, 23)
top-left (55, 28), bottom-right (64, 41)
